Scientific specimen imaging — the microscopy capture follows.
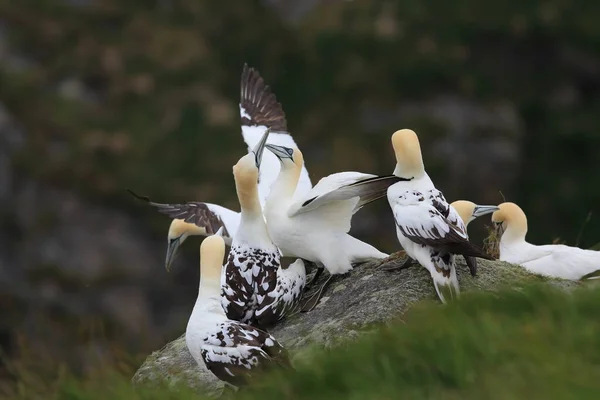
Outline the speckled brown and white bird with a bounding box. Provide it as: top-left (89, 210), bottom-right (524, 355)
top-left (185, 233), bottom-right (292, 388)
top-left (221, 128), bottom-right (305, 327)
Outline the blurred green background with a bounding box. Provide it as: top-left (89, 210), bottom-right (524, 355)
top-left (0, 0), bottom-right (599, 395)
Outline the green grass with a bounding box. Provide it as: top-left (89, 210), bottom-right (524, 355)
top-left (5, 284), bottom-right (600, 399)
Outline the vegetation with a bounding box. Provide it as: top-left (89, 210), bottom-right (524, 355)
top-left (3, 284), bottom-right (600, 399)
top-left (1, 0), bottom-right (599, 247)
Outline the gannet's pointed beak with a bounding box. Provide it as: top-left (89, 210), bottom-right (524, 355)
top-left (165, 237), bottom-right (181, 272)
top-left (266, 143), bottom-right (294, 161)
top-left (473, 205), bottom-right (500, 218)
top-left (253, 128), bottom-right (271, 168)
top-left (215, 226), bottom-right (225, 237)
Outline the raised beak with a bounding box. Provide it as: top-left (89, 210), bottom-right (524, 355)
top-left (215, 226), bottom-right (224, 237)
top-left (265, 143), bottom-right (294, 161)
top-left (165, 237), bottom-right (181, 272)
top-left (253, 128), bottom-right (271, 168)
top-left (473, 205), bottom-right (500, 219)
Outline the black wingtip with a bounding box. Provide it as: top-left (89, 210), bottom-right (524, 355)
top-left (126, 188), bottom-right (150, 203)
top-left (240, 64), bottom-right (287, 131)
top-left (465, 256), bottom-right (478, 277)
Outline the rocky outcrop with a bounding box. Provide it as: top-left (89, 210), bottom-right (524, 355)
top-left (131, 255), bottom-right (578, 396)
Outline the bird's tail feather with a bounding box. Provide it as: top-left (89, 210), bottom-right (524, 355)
top-left (431, 270), bottom-right (460, 304)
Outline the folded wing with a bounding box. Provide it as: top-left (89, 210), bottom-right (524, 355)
top-left (393, 196), bottom-right (492, 260)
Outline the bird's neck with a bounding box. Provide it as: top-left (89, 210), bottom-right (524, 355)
top-left (268, 165), bottom-right (300, 204)
top-left (195, 277), bottom-right (225, 315)
top-left (501, 220), bottom-right (528, 245)
top-left (235, 177), bottom-right (263, 218)
top-left (393, 163), bottom-right (426, 181)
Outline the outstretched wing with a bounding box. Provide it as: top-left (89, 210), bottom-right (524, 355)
top-left (288, 172), bottom-right (403, 217)
top-left (240, 64), bottom-right (311, 204)
top-left (126, 189), bottom-right (236, 238)
top-left (393, 197), bottom-right (492, 260)
top-left (240, 64), bottom-right (287, 132)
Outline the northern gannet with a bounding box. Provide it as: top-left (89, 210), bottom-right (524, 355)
top-left (450, 200), bottom-right (500, 227)
top-left (263, 143), bottom-right (404, 308)
top-left (449, 200), bottom-right (499, 276)
top-left (126, 191), bottom-right (239, 270)
top-left (386, 129), bottom-right (493, 302)
top-left (186, 233), bottom-right (291, 388)
top-left (492, 202), bottom-right (600, 280)
top-left (129, 64), bottom-right (312, 271)
top-left (221, 127), bottom-right (306, 327)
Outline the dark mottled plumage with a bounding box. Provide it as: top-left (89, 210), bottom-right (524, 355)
top-left (221, 244), bottom-right (282, 327)
top-left (126, 189), bottom-right (230, 238)
top-left (240, 64), bottom-right (287, 131)
top-left (198, 320), bottom-right (291, 387)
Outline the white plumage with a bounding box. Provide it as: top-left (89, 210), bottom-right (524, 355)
top-left (386, 129), bottom-right (492, 303)
top-left (264, 144), bottom-right (400, 276)
top-left (492, 202), bottom-right (600, 280)
top-left (241, 124), bottom-right (312, 204)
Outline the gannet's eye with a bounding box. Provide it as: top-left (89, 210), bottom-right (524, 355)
top-left (287, 148), bottom-right (294, 156)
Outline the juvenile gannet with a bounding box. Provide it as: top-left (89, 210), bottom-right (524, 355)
top-left (129, 64), bottom-right (312, 271)
top-left (222, 128), bottom-right (306, 327)
top-left (186, 234), bottom-right (291, 388)
top-left (492, 202), bottom-right (600, 280)
top-left (263, 143), bottom-right (404, 308)
top-left (386, 129), bottom-right (493, 303)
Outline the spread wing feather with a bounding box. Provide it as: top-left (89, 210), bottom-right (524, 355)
top-left (126, 189), bottom-right (234, 238)
top-left (289, 173), bottom-right (402, 217)
top-left (240, 64), bottom-right (311, 202)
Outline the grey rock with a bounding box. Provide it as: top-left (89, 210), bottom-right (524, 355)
top-left (132, 255), bottom-right (578, 397)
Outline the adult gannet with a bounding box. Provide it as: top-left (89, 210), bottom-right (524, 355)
top-left (221, 127), bottom-right (306, 327)
top-left (186, 233), bottom-right (291, 388)
top-left (450, 200), bottom-right (500, 227)
top-left (386, 129), bottom-right (493, 303)
top-left (263, 143), bottom-right (404, 308)
top-left (448, 200), bottom-right (499, 276)
top-left (129, 64), bottom-right (312, 271)
top-left (492, 202), bottom-right (600, 280)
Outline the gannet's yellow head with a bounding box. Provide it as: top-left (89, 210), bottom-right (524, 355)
top-left (232, 127), bottom-right (271, 212)
top-left (233, 152), bottom-right (259, 192)
top-left (166, 219), bottom-right (206, 272)
top-left (265, 144), bottom-right (304, 171)
top-left (491, 202), bottom-right (528, 241)
top-left (451, 200), bottom-right (500, 227)
top-left (391, 129), bottom-right (425, 179)
top-left (200, 234), bottom-right (225, 283)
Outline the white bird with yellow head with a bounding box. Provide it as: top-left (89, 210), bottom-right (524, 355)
top-left (492, 202), bottom-right (600, 280)
top-left (386, 129), bottom-right (493, 303)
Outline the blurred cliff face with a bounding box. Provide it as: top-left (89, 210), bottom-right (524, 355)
top-left (0, 0), bottom-right (599, 379)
